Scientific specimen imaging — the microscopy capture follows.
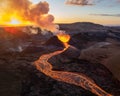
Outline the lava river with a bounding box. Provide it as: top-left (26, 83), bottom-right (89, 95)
top-left (34, 44), bottom-right (112, 96)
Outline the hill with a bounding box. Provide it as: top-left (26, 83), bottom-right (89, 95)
top-left (59, 22), bottom-right (107, 34)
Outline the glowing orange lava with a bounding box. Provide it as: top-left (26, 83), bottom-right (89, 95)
top-left (57, 33), bottom-right (70, 43)
top-left (34, 44), bottom-right (112, 96)
top-left (4, 27), bottom-right (19, 34)
top-left (57, 33), bottom-right (71, 48)
top-left (34, 32), bottom-right (112, 96)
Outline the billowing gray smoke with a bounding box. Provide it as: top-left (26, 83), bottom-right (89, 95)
top-left (0, 0), bottom-right (57, 32)
top-left (0, 0), bottom-right (67, 52)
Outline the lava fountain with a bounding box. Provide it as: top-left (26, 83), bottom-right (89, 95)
top-left (57, 32), bottom-right (71, 48)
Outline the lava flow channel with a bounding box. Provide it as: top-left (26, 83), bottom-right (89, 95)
top-left (34, 44), bottom-right (112, 96)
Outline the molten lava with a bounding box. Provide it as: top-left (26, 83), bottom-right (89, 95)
top-left (57, 33), bottom-right (71, 48)
top-left (34, 32), bottom-right (112, 96)
top-left (4, 27), bottom-right (19, 34)
top-left (34, 42), bottom-right (112, 96)
top-left (57, 33), bottom-right (70, 43)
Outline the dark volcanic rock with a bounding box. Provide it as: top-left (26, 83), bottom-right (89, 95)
top-left (69, 30), bottom-right (120, 50)
top-left (0, 23), bottom-right (120, 96)
top-left (44, 36), bottom-right (64, 47)
top-left (0, 45), bottom-right (119, 96)
top-left (49, 55), bottom-right (120, 96)
top-left (23, 46), bottom-right (45, 53)
top-left (61, 45), bottom-right (80, 59)
top-left (0, 27), bottom-right (31, 53)
top-left (59, 22), bottom-right (107, 34)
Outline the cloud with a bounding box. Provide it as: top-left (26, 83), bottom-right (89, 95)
top-left (65, 0), bottom-right (120, 6)
top-left (90, 13), bottom-right (120, 17)
top-left (65, 0), bottom-right (94, 6)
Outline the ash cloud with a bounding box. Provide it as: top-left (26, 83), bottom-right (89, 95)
top-left (90, 14), bottom-right (120, 17)
top-left (0, 0), bottom-right (57, 32)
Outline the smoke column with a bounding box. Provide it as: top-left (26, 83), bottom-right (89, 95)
top-left (0, 0), bottom-right (58, 32)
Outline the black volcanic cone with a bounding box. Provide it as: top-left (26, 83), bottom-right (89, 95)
top-left (61, 45), bottom-right (80, 59)
top-left (44, 36), bottom-right (64, 48)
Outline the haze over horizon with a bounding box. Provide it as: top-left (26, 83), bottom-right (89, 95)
top-left (31, 0), bottom-right (120, 26)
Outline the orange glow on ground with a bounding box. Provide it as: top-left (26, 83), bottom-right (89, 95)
top-left (4, 27), bottom-right (19, 34)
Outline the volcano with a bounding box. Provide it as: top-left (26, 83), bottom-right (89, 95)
top-left (0, 22), bottom-right (120, 96)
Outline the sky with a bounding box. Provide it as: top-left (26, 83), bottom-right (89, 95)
top-left (31, 0), bottom-right (120, 25)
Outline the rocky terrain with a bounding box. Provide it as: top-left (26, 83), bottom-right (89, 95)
top-left (0, 22), bottom-right (120, 96)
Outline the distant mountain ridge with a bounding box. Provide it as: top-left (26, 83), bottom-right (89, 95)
top-left (59, 22), bottom-right (107, 33)
top-left (59, 22), bottom-right (103, 27)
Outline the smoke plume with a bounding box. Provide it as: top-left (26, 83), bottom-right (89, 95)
top-left (0, 0), bottom-right (57, 32)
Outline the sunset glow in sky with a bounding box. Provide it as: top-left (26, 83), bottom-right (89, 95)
top-left (31, 0), bottom-right (120, 26)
